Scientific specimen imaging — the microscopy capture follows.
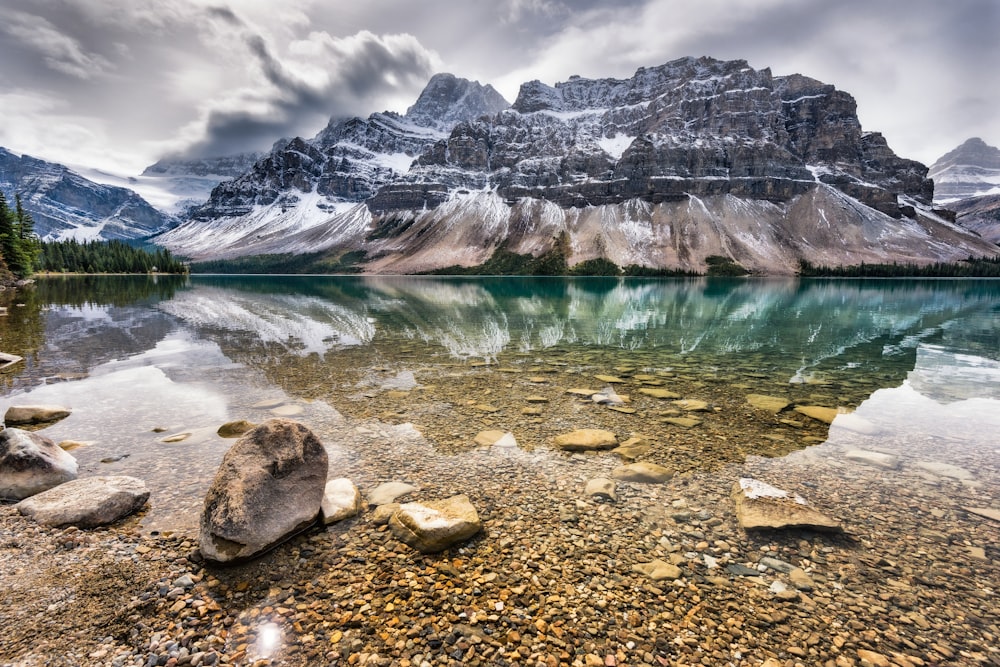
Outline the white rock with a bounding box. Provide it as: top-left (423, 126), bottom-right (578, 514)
top-left (844, 449), bottom-right (900, 469)
top-left (388, 494), bottom-right (482, 553)
top-left (16, 475), bottom-right (148, 527)
top-left (585, 477), bottom-right (617, 502)
top-left (0, 428), bottom-right (78, 500)
top-left (368, 481), bottom-right (418, 506)
top-left (321, 478), bottom-right (361, 525)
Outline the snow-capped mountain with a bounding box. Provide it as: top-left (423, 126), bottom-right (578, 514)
top-left (0, 147), bottom-right (176, 241)
top-left (928, 138), bottom-right (1000, 244)
top-left (158, 58), bottom-right (999, 272)
top-left (157, 73), bottom-right (509, 255)
top-left (137, 151), bottom-right (266, 214)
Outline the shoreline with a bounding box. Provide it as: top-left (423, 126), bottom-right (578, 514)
top-left (2, 411), bottom-right (998, 667)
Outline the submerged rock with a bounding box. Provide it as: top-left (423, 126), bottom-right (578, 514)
top-left (731, 477), bottom-right (842, 532)
top-left (612, 462), bottom-right (673, 484)
top-left (612, 436), bottom-right (652, 461)
top-left (199, 419), bottom-right (328, 564)
top-left (4, 404), bottom-right (72, 427)
top-left (844, 449), bottom-right (900, 470)
top-left (367, 481), bottom-right (418, 506)
top-left (388, 494), bottom-right (482, 553)
top-left (553, 429), bottom-right (618, 451)
top-left (632, 559), bottom-right (682, 581)
top-left (321, 478), bottom-right (362, 525)
top-left (746, 394), bottom-right (790, 413)
top-left (16, 475), bottom-right (149, 527)
top-left (217, 420), bottom-right (257, 438)
top-left (793, 405), bottom-right (842, 424)
top-left (584, 477), bottom-right (617, 502)
top-left (0, 428), bottom-right (78, 500)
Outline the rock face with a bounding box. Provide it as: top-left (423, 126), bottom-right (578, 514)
top-left (4, 404), bottom-right (72, 427)
top-left (0, 147), bottom-right (175, 241)
top-left (928, 138), bottom-right (1000, 243)
top-left (199, 419), bottom-right (328, 563)
top-left (0, 428), bottom-right (78, 500)
top-left (157, 57), bottom-right (999, 273)
top-left (15, 475), bottom-right (149, 527)
top-left (387, 494), bottom-right (482, 553)
top-left (731, 478), bottom-right (842, 532)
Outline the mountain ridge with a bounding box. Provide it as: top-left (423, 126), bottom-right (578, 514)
top-left (157, 57), bottom-right (998, 273)
top-left (929, 137), bottom-right (1000, 243)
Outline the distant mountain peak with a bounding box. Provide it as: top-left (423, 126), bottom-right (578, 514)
top-left (404, 73), bottom-right (510, 130)
top-left (928, 137), bottom-right (1000, 203)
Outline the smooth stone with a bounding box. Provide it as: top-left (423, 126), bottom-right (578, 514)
top-left (731, 478), bottom-right (842, 532)
top-left (371, 503), bottom-right (401, 525)
top-left (521, 407), bottom-right (543, 416)
top-left (16, 475), bottom-right (149, 527)
top-left (321, 478), bottom-right (361, 525)
top-left (844, 449), bottom-right (900, 470)
top-left (793, 405), bottom-right (842, 424)
top-left (611, 462), bottom-right (673, 484)
top-left (388, 494), bottom-right (482, 554)
top-left (662, 417), bottom-right (702, 428)
top-left (4, 404), bottom-right (72, 427)
top-left (57, 440), bottom-right (93, 451)
top-left (525, 396), bottom-right (549, 403)
top-left (161, 432), bottom-right (191, 443)
top-left (566, 388), bottom-right (600, 397)
top-left (217, 420), bottom-right (257, 438)
top-left (593, 374), bottom-right (626, 383)
top-left (672, 399), bottom-right (709, 412)
top-left (745, 394), bottom-right (790, 413)
top-left (251, 398), bottom-right (286, 409)
top-left (611, 436), bottom-right (652, 461)
top-left (608, 406), bottom-right (636, 414)
top-left (474, 430), bottom-right (507, 447)
top-left (632, 559), bottom-right (681, 581)
top-left (584, 477), bottom-right (617, 502)
top-left (199, 419), bottom-right (328, 563)
top-left (759, 556), bottom-right (796, 573)
top-left (368, 481), bottom-right (418, 506)
top-left (856, 649), bottom-right (891, 667)
top-left (270, 404), bottom-right (304, 417)
top-left (638, 388), bottom-right (681, 400)
top-left (726, 563), bottom-right (759, 577)
top-left (473, 404), bottom-right (500, 413)
top-left (0, 428), bottom-right (78, 500)
top-left (915, 461), bottom-right (974, 480)
top-left (789, 567), bottom-right (815, 591)
top-left (964, 507), bottom-right (1000, 522)
top-left (553, 429), bottom-right (618, 451)
top-left (491, 432), bottom-right (519, 449)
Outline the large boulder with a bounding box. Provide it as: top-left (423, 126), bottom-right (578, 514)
top-left (15, 476), bottom-right (149, 527)
top-left (0, 428), bottom-right (78, 500)
top-left (199, 419), bottom-right (328, 563)
top-left (731, 478), bottom-right (842, 532)
top-left (388, 494), bottom-right (482, 553)
top-left (4, 404), bottom-right (72, 427)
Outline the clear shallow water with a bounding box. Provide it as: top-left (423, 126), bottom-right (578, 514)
top-left (1, 275), bottom-right (998, 532)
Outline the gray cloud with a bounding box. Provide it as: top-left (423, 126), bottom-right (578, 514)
top-left (0, 8), bottom-right (113, 79)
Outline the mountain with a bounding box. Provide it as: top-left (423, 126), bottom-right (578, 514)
top-left (158, 58), bottom-right (999, 272)
top-left (0, 147), bottom-right (176, 241)
top-left (136, 151), bottom-right (268, 214)
top-left (928, 138), bottom-right (1000, 244)
top-left (157, 74), bottom-right (510, 255)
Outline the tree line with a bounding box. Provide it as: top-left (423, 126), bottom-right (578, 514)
top-left (798, 257), bottom-right (1000, 278)
top-left (0, 191), bottom-right (41, 279)
top-left (35, 239), bottom-right (187, 274)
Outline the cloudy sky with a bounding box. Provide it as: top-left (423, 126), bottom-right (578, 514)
top-left (0, 0), bottom-right (996, 176)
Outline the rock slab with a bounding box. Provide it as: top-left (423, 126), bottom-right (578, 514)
top-left (731, 477), bottom-right (842, 532)
top-left (4, 404), bottom-right (72, 427)
top-left (388, 494), bottom-right (482, 553)
top-left (368, 481), bottom-right (418, 506)
top-left (611, 462), bottom-right (673, 484)
top-left (552, 429), bottom-right (618, 451)
top-left (321, 478), bottom-right (361, 525)
top-left (199, 419), bottom-right (328, 563)
top-left (584, 477), bottom-right (617, 501)
top-left (16, 475), bottom-right (149, 527)
top-left (0, 428), bottom-right (78, 500)
top-left (632, 559), bottom-right (682, 581)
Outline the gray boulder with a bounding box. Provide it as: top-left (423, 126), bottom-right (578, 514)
top-left (15, 476), bottom-right (149, 527)
top-left (0, 428), bottom-right (78, 500)
top-left (388, 494), bottom-right (482, 553)
top-left (4, 404), bottom-right (72, 427)
top-left (199, 419), bottom-right (328, 563)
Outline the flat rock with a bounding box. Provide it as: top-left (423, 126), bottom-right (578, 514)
top-left (731, 478), bottom-right (842, 532)
top-left (844, 449), bottom-right (900, 470)
top-left (4, 404), bottom-right (72, 427)
top-left (15, 475), bottom-right (149, 528)
top-left (388, 494), bottom-right (482, 553)
top-left (368, 481), bottom-right (418, 506)
top-left (793, 405), bottom-right (842, 424)
top-left (612, 462), bottom-right (673, 484)
top-left (663, 417), bottom-right (702, 428)
top-left (566, 388), bottom-right (599, 397)
top-left (474, 430), bottom-right (507, 447)
top-left (632, 559), bottom-right (682, 581)
top-left (593, 374), bottom-right (626, 383)
top-left (553, 429), bottom-right (618, 451)
top-left (321, 478), bottom-right (361, 525)
top-left (612, 436), bottom-right (652, 461)
top-left (270, 404), bottom-right (304, 417)
top-left (217, 420), bottom-right (257, 438)
top-left (638, 388), bottom-right (681, 400)
top-left (964, 507), bottom-right (1000, 522)
top-left (746, 394), bottom-right (790, 413)
top-left (584, 477), bottom-right (617, 501)
top-left (915, 461), bottom-right (974, 480)
top-left (857, 649), bottom-right (891, 667)
top-left (0, 428), bottom-right (78, 500)
top-left (591, 387), bottom-right (627, 405)
top-left (525, 395), bottom-right (549, 403)
top-left (161, 432), bottom-right (191, 443)
top-left (673, 399), bottom-right (709, 412)
top-left (199, 419), bottom-right (328, 563)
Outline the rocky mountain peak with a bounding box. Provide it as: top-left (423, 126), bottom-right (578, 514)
top-left (928, 137), bottom-right (1000, 203)
top-left (404, 73), bottom-right (510, 130)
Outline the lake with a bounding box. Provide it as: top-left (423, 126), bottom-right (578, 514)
top-left (2, 274), bottom-right (999, 665)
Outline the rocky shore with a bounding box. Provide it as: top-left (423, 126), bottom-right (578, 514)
top-left (2, 396), bottom-right (998, 667)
